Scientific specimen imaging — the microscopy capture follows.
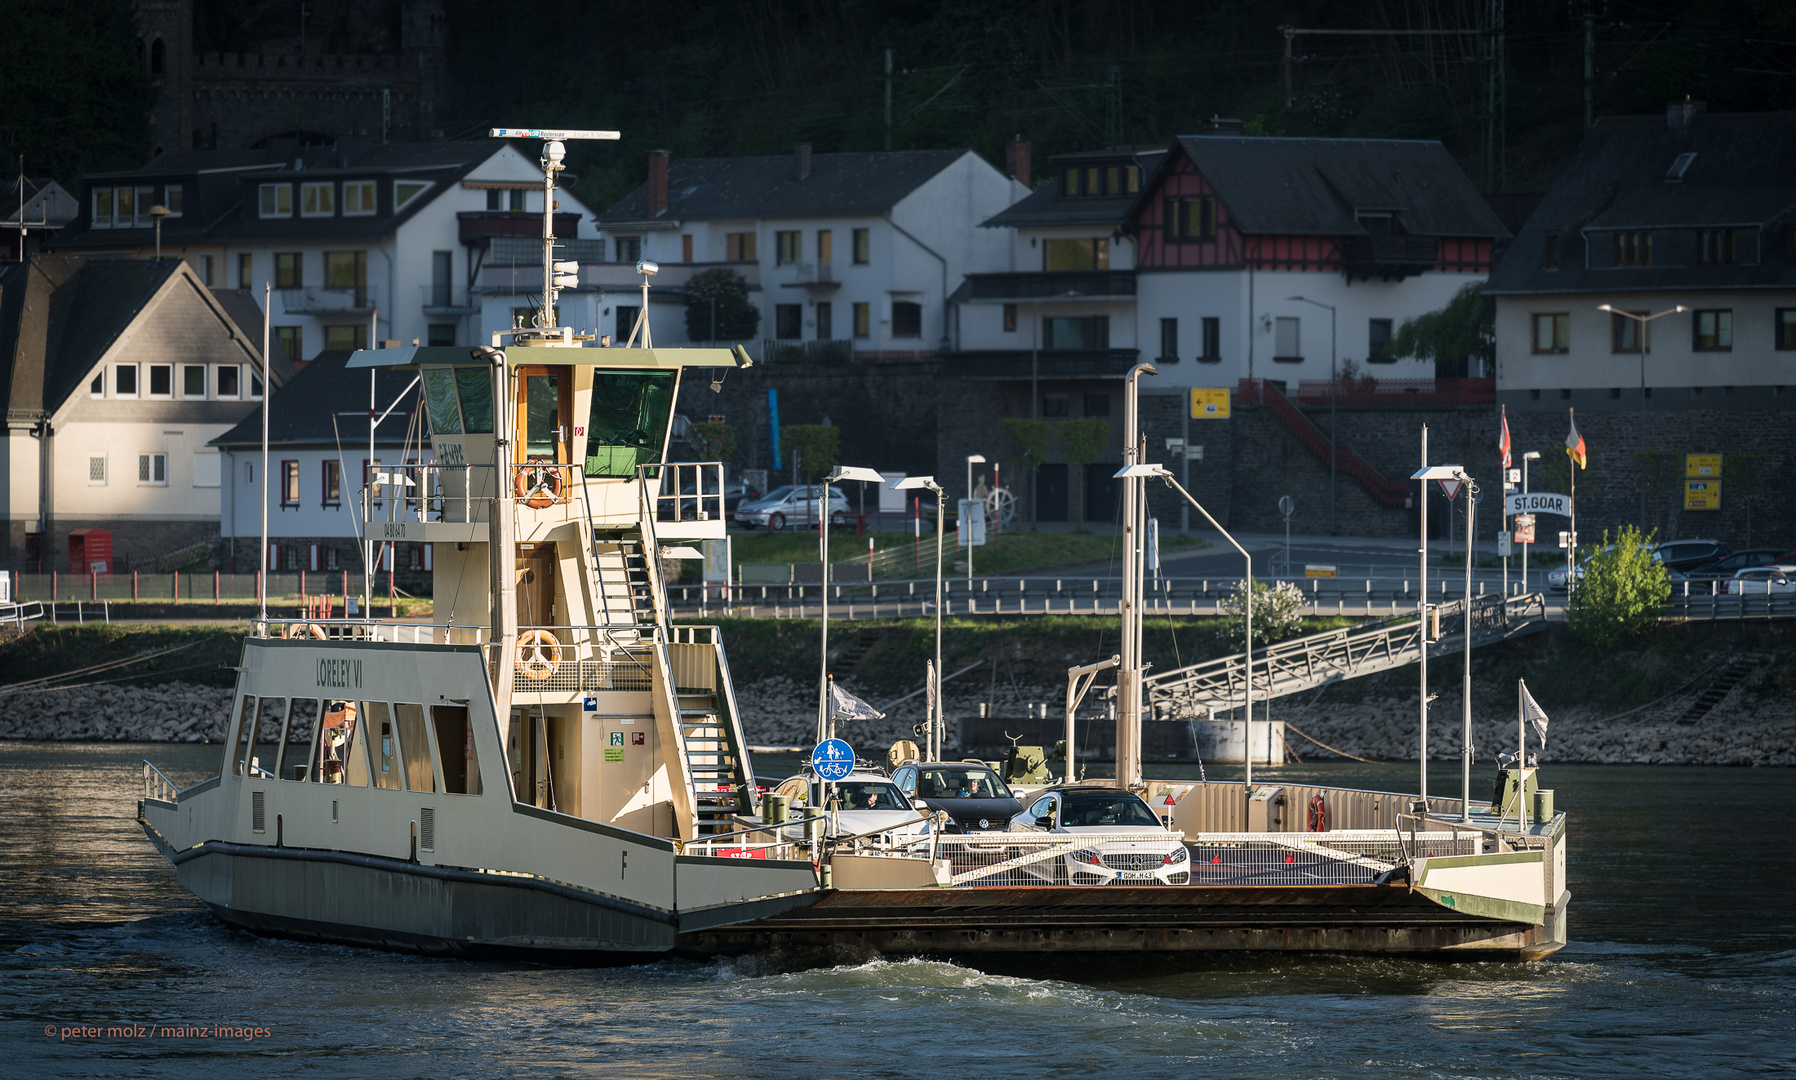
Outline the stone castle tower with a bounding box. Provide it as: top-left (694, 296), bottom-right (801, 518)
top-left (133, 0), bottom-right (447, 155)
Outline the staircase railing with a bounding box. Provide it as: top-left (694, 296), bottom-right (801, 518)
top-left (1238, 379), bottom-right (1409, 507)
top-left (674, 624), bottom-right (760, 818)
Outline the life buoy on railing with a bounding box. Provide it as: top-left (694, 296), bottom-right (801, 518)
top-left (305, 623), bottom-right (328, 640)
top-left (515, 629), bottom-right (562, 681)
top-left (1307, 792), bottom-right (1329, 833)
top-left (513, 460), bottom-right (563, 509)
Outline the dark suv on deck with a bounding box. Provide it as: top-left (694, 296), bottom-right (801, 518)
top-left (891, 762), bottom-right (1024, 833)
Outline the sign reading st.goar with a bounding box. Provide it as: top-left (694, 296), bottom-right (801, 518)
top-left (1506, 492), bottom-right (1571, 518)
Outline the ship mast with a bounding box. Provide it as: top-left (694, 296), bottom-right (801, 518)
top-left (1115, 362), bottom-right (1157, 792)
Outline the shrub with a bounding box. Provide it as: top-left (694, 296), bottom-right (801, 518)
top-left (1218, 579), bottom-right (1306, 650)
top-left (1567, 526), bottom-right (1670, 650)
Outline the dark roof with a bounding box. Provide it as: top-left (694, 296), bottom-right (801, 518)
top-left (596, 149), bottom-right (972, 224)
top-left (982, 149), bottom-right (1166, 229)
top-left (0, 257), bottom-right (166, 417)
top-left (211, 349), bottom-right (419, 449)
top-left (1486, 110), bottom-right (1796, 296)
top-left (1152, 135), bottom-right (1508, 239)
top-left (209, 289), bottom-right (297, 378)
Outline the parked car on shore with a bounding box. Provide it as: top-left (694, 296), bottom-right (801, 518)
top-left (732, 485), bottom-right (851, 530)
top-left (1652, 539), bottom-right (1730, 574)
top-left (1010, 785), bottom-right (1190, 886)
top-left (1685, 549), bottom-right (1784, 579)
top-left (1720, 565), bottom-right (1796, 595)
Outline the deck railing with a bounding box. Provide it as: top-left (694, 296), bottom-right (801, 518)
top-left (142, 760), bottom-right (182, 804)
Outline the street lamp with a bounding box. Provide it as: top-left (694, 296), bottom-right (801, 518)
top-left (895, 475), bottom-right (946, 760)
top-left (1521, 450), bottom-right (1541, 592)
top-left (964, 453), bottom-right (986, 585)
top-left (1412, 460), bottom-right (1463, 816)
top-left (817, 464), bottom-right (886, 744)
top-left (1290, 296), bottom-right (1338, 534)
top-left (1117, 462), bottom-right (1257, 792)
top-left (149, 204), bottom-right (171, 260)
top-left (1597, 304), bottom-right (1685, 527)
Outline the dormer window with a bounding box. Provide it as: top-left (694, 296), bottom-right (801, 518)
top-left (394, 180), bottom-right (433, 212)
top-left (1061, 164), bottom-right (1139, 198)
top-left (1357, 212), bottom-right (1394, 235)
top-left (1698, 229), bottom-right (1736, 265)
top-left (1665, 152), bottom-right (1696, 182)
top-left (259, 183), bottom-right (292, 218)
top-left (300, 181), bottom-right (335, 217)
top-left (1613, 231), bottom-right (1652, 267)
top-left (343, 180), bottom-right (376, 216)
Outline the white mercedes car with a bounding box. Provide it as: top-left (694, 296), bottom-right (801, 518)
top-left (1010, 785), bottom-right (1190, 885)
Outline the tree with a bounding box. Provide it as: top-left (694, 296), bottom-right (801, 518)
top-left (1055, 419), bottom-right (1109, 531)
top-left (781, 424), bottom-right (839, 484)
top-left (690, 420), bottom-right (737, 463)
top-left (1724, 453), bottom-right (1766, 546)
top-left (996, 418), bottom-right (1052, 528)
top-left (683, 268), bottom-right (760, 342)
top-left (0, 0), bottom-right (148, 187)
top-left (1567, 526), bottom-right (1670, 650)
top-left (1219, 579), bottom-right (1306, 650)
top-left (1384, 281), bottom-right (1494, 378)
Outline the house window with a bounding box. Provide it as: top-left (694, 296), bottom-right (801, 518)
top-left (1042, 394), bottom-right (1070, 418)
top-left (614, 306), bottom-right (639, 340)
top-left (251, 369), bottom-right (264, 399)
top-left (395, 180), bottom-right (432, 211)
top-left (508, 189), bottom-right (525, 211)
top-left (274, 327), bottom-right (302, 362)
top-left (817, 230), bottom-right (832, 265)
top-left (1543, 231), bottom-right (1559, 270)
top-left (1166, 197), bottom-right (1218, 241)
top-left (681, 234), bottom-right (693, 262)
top-left (1083, 393), bottom-right (1110, 418)
top-left (892, 301), bottom-right (923, 339)
top-left (324, 325), bottom-right (367, 351)
top-left (1201, 316), bottom-right (1221, 362)
top-left (1368, 318), bottom-right (1394, 362)
top-left (259, 183), bottom-right (292, 218)
top-left (430, 250), bottom-right (452, 307)
top-left (1532, 313), bottom-right (1570, 354)
top-left (1084, 167), bottom-right (1099, 195)
top-left (148, 364), bottom-right (173, 397)
top-left (1159, 318), bottom-right (1178, 361)
top-left (1063, 168), bottom-right (1081, 196)
top-left (1043, 238), bottom-right (1109, 271)
top-left (775, 304), bottom-right (803, 340)
top-left (1042, 316), bottom-right (1108, 350)
top-left (1611, 231), bottom-right (1652, 267)
top-left (343, 180), bottom-right (376, 216)
top-left (181, 364), bottom-right (206, 397)
top-left (216, 365), bottom-right (241, 397)
top-left (117, 185), bottom-right (136, 225)
top-left (237, 252), bottom-right (252, 288)
top-left (138, 452), bottom-right (167, 485)
top-left (775, 231), bottom-right (801, 266)
top-left (1693, 309), bottom-right (1732, 351)
top-left (115, 364), bottom-right (138, 396)
top-left (275, 252), bottom-right (302, 288)
top-left (88, 455), bottom-right (106, 485)
top-left (1357, 212), bottom-right (1394, 235)
top-left (300, 181), bottom-right (335, 217)
top-left (851, 228), bottom-right (870, 264)
top-left (1611, 312), bottom-right (1651, 352)
top-left (725, 232), bottom-right (757, 262)
top-left (615, 236), bottom-right (641, 263)
top-left (852, 302), bottom-right (870, 338)
top-left (194, 254), bottom-right (213, 286)
top-left (815, 302), bottom-right (832, 340)
top-left (1776, 309), bottom-right (1796, 351)
top-left (324, 251), bottom-right (367, 302)
top-left (1698, 229), bottom-right (1736, 265)
top-left (1003, 304), bottom-right (1017, 332)
top-left (92, 188), bottom-right (113, 227)
top-left (89, 373), bottom-right (103, 397)
top-left (1273, 316), bottom-right (1301, 361)
top-left (325, 546), bottom-right (340, 570)
top-left (245, 461), bottom-right (254, 485)
top-left (280, 461), bottom-right (300, 506)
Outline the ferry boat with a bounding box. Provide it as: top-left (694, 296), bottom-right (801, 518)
top-left (138, 128), bottom-right (1567, 962)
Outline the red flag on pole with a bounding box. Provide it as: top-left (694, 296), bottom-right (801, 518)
top-left (1498, 405), bottom-right (1512, 470)
top-left (1565, 410), bottom-right (1586, 469)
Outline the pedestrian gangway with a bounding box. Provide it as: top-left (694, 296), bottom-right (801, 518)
top-left (1144, 593), bottom-right (1550, 718)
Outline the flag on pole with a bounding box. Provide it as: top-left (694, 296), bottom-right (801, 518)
top-left (1498, 405), bottom-right (1512, 469)
top-left (1521, 682), bottom-right (1550, 749)
top-left (830, 681), bottom-right (886, 722)
top-left (1565, 410), bottom-right (1586, 469)
top-left (924, 660), bottom-right (937, 720)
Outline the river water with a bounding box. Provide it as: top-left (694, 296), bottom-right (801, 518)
top-left (2, 742), bottom-right (1791, 1079)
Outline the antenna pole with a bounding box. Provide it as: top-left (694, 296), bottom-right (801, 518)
top-left (259, 283), bottom-right (271, 621)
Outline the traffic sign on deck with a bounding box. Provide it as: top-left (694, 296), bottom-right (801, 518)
top-left (811, 738), bottom-right (856, 781)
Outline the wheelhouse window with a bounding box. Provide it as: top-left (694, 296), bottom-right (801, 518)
top-left (1693, 309), bottom-right (1732, 351)
top-left (1042, 237), bottom-right (1109, 271)
top-left (1532, 313), bottom-right (1570, 354)
top-left (259, 183), bottom-right (292, 218)
top-left (584, 370), bottom-right (676, 477)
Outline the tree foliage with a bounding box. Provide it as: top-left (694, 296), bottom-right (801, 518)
top-left (996, 418), bottom-right (1053, 526)
top-left (1567, 526), bottom-right (1670, 651)
top-left (0, 0), bottom-right (149, 186)
top-left (781, 424), bottom-right (839, 483)
top-left (683, 268), bottom-right (760, 342)
top-left (1219, 579), bottom-right (1306, 650)
top-left (1385, 281), bottom-right (1494, 378)
top-left (690, 420), bottom-right (737, 463)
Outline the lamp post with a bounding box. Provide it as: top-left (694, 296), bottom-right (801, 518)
top-left (817, 465), bottom-right (887, 744)
top-left (1597, 304), bottom-right (1685, 527)
top-left (1290, 296), bottom-right (1338, 533)
top-left (1413, 455), bottom-right (1464, 817)
top-left (149, 204), bottom-right (171, 260)
top-left (1521, 450), bottom-right (1540, 592)
top-left (964, 453), bottom-right (986, 585)
top-left (895, 475), bottom-right (945, 759)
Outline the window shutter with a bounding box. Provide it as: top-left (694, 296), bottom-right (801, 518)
top-left (309, 544), bottom-right (321, 572)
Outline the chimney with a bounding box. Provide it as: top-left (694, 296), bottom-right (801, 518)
top-left (794, 143), bottom-right (812, 180)
top-left (1005, 137), bottom-right (1032, 188)
top-left (1666, 98), bottom-right (1707, 130)
top-left (647, 150), bottom-right (669, 216)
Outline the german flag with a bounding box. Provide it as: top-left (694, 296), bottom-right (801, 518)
top-left (1565, 410), bottom-right (1587, 469)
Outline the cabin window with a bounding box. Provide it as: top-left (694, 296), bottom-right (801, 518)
top-left (230, 695), bottom-right (259, 776)
top-left (395, 704), bottom-right (436, 793)
top-left (361, 702), bottom-right (402, 790)
top-left (311, 700), bottom-right (367, 785)
top-left (260, 698), bottom-right (293, 779)
top-left (421, 368), bottom-right (463, 433)
top-left (523, 373), bottom-right (562, 459)
top-left (453, 367), bottom-right (494, 433)
top-left (432, 704), bottom-right (482, 795)
top-left (279, 701), bottom-right (316, 781)
top-left (585, 371), bottom-right (676, 477)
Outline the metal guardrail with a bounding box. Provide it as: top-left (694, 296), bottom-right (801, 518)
top-left (254, 619), bottom-right (489, 644)
top-left (1663, 590), bottom-right (1796, 622)
top-left (143, 760), bottom-right (181, 804)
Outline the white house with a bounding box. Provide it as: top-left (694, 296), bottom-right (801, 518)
top-left (58, 138), bottom-right (598, 358)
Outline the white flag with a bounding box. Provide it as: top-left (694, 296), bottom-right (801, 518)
top-left (925, 660), bottom-right (937, 720)
top-left (1520, 681), bottom-right (1550, 749)
top-left (830, 681), bottom-right (885, 722)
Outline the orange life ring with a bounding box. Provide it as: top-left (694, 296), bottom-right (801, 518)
top-left (515, 629), bottom-right (562, 681)
top-left (1306, 792), bottom-right (1329, 833)
top-left (513, 461), bottom-right (563, 509)
top-left (305, 623), bottom-right (328, 640)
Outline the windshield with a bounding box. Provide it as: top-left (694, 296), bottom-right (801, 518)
top-left (916, 767), bottom-right (1012, 800)
top-left (1059, 793), bottom-right (1162, 828)
top-left (836, 781), bottom-right (910, 812)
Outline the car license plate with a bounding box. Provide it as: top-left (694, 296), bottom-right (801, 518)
top-left (1115, 870), bottom-right (1156, 881)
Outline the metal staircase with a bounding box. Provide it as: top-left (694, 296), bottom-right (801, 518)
top-left (590, 539), bottom-right (658, 628)
top-left (1145, 593), bottom-right (1551, 718)
top-left (668, 628), bottom-right (759, 834)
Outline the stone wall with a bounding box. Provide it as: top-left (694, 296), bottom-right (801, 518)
top-left (6, 518), bottom-right (215, 575)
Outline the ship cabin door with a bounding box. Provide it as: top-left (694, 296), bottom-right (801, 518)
top-left (514, 365), bottom-right (572, 467)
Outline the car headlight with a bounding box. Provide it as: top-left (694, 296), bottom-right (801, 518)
top-left (1164, 846), bottom-right (1189, 865)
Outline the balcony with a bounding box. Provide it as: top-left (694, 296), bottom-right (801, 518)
top-left (943, 348), bottom-right (1140, 379)
top-left (777, 262), bottom-right (838, 292)
top-left (278, 287), bottom-right (371, 315)
top-left (964, 270), bottom-right (1136, 302)
top-left (1341, 236), bottom-right (1440, 281)
top-left (420, 285), bottom-right (479, 316)
top-left (458, 211), bottom-right (583, 245)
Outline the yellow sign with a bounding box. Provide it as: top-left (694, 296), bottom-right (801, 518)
top-left (1305, 565), bottom-right (1337, 578)
top-left (1190, 388), bottom-right (1231, 419)
top-left (1686, 453), bottom-right (1721, 478)
top-left (1685, 480), bottom-right (1721, 511)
